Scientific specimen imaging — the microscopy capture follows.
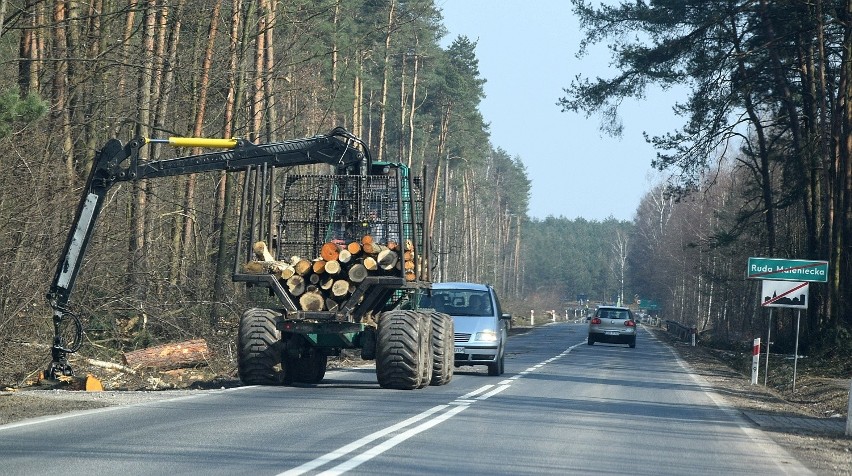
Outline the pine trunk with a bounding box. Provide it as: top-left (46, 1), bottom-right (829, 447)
top-left (123, 339), bottom-right (210, 370)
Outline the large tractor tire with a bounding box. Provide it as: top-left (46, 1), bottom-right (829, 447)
top-left (376, 310), bottom-right (431, 390)
top-left (417, 313), bottom-right (434, 388)
top-left (429, 312), bottom-right (454, 386)
top-left (285, 349), bottom-right (327, 384)
top-left (237, 308), bottom-right (284, 385)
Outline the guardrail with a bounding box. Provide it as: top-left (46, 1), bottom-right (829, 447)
top-left (666, 320), bottom-right (697, 345)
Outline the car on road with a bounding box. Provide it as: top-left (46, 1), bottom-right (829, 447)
top-left (587, 305), bottom-right (636, 348)
top-left (425, 282), bottom-right (510, 376)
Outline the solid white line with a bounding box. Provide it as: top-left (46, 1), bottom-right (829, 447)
top-left (458, 385), bottom-right (493, 399)
top-left (278, 404), bottom-right (449, 476)
top-left (477, 384), bottom-right (511, 400)
top-left (318, 405), bottom-right (469, 475)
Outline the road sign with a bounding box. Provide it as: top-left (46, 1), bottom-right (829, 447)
top-left (760, 280), bottom-right (809, 309)
top-left (747, 257), bottom-right (828, 283)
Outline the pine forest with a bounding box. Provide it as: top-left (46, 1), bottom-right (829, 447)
top-left (0, 0), bottom-right (850, 382)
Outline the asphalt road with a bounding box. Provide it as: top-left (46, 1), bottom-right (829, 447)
top-left (0, 323), bottom-right (813, 475)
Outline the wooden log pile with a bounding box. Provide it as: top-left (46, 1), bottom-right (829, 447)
top-left (242, 237), bottom-right (417, 311)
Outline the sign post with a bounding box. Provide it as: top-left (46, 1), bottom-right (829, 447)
top-left (748, 257), bottom-right (825, 393)
top-left (751, 338), bottom-right (760, 385)
top-left (764, 309), bottom-right (772, 386)
top-left (793, 310), bottom-right (802, 393)
top-left (760, 280), bottom-right (808, 393)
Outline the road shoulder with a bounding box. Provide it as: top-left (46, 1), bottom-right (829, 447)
top-left (648, 327), bottom-right (851, 475)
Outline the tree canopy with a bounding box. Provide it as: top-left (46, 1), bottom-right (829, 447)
top-left (560, 0), bottom-right (852, 354)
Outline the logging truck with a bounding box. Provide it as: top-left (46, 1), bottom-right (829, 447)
top-left (46, 127), bottom-right (453, 390)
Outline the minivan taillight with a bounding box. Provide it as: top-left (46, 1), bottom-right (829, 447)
top-left (591, 318), bottom-right (601, 325)
top-left (625, 320), bottom-right (635, 327)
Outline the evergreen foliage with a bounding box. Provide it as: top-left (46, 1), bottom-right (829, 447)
top-left (560, 0), bottom-right (852, 356)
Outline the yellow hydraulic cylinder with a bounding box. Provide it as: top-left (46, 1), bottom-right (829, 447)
top-left (145, 137), bottom-right (239, 149)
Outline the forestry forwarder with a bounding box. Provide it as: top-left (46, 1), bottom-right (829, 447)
top-left (46, 127), bottom-right (454, 390)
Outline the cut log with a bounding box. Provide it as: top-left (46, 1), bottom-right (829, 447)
top-left (331, 279), bottom-right (351, 298)
top-left (347, 241), bottom-right (361, 256)
top-left (253, 241), bottom-right (275, 261)
top-left (320, 242), bottom-right (341, 261)
top-left (294, 258), bottom-right (313, 276)
top-left (299, 290), bottom-right (325, 311)
top-left (325, 298), bottom-right (340, 312)
top-left (363, 256), bottom-right (378, 271)
top-left (242, 261), bottom-right (265, 274)
top-left (404, 259), bottom-right (415, 270)
top-left (361, 234), bottom-right (374, 246)
top-left (122, 338), bottom-right (209, 370)
top-left (312, 259), bottom-right (327, 274)
top-left (325, 260), bottom-right (341, 276)
top-left (320, 275), bottom-right (334, 290)
top-left (377, 249), bottom-right (398, 270)
top-left (348, 263), bottom-right (368, 282)
top-left (77, 357), bottom-right (138, 375)
top-left (387, 241), bottom-right (399, 251)
top-left (277, 265), bottom-right (296, 280)
top-left (286, 275), bottom-right (306, 296)
top-left (338, 249), bottom-right (352, 264)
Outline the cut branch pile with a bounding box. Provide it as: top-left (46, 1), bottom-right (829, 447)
top-left (242, 238), bottom-right (417, 311)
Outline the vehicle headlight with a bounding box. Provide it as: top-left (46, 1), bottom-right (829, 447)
top-left (474, 330), bottom-right (498, 342)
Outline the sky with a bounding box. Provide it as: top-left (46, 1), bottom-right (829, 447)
top-left (438, 0), bottom-right (685, 222)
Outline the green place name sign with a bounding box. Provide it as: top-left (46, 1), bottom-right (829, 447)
top-left (747, 257), bottom-right (828, 283)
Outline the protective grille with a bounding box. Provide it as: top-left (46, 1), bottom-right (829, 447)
top-left (276, 172), bottom-right (423, 262)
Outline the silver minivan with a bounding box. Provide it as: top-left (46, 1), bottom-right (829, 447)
top-left (426, 282), bottom-right (510, 376)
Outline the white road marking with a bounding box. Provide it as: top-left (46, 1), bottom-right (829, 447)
top-left (459, 385), bottom-right (494, 399)
top-left (279, 404), bottom-right (450, 476)
top-left (477, 384), bottom-right (510, 399)
top-left (280, 335), bottom-right (590, 474)
top-left (0, 386), bottom-right (254, 431)
top-left (317, 405), bottom-right (469, 476)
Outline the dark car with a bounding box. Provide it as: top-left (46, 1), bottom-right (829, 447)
top-left (587, 305), bottom-right (637, 348)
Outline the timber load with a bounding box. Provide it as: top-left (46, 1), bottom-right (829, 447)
top-left (242, 239), bottom-right (417, 311)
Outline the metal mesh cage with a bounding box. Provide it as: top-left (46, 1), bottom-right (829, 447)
top-left (276, 170), bottom-right (424, 263)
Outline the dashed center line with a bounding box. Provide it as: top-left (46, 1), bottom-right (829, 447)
top-left (279, 339), bottom-right (587, 475)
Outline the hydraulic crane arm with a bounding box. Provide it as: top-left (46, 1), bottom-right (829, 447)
top-left (44, 127), bottom-right (370, 378)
